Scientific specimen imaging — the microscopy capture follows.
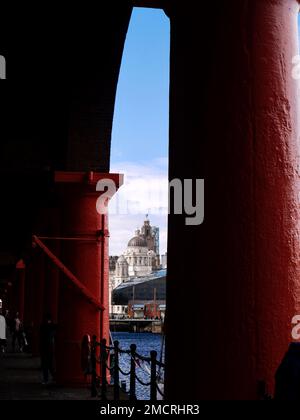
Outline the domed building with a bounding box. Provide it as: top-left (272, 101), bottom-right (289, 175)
top-left (109, 218), bottom-right (161, 316)
top-left (127, 232), bottom-right (147, 248)
top-left (147, 249), bottom-right (158, 271)
top-left (124, 230), bottom-right (152, 278)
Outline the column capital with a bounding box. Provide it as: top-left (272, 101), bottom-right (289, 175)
top-left (54, 171), bottom-right (123, 192)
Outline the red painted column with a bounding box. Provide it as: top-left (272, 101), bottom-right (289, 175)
top-left (253, 0), bottom-right (300, 392)
top-left (24, 211), bottom-right (50, 353)
top-left (100, 214), bottom-right (110, 354)
top-left (16, 260), bottom-right (26, 322)
top-left (166, 0), bottom-right (300, 400)
top-left (55, 172), bottom-right (122, 384)
top-left (30, 249), bottom-right (46, 355)
top-left (24, 259), bottom-right (34, 330)
top-left (43, 208), bottom-right (61, 323)
top-left (9, 276), bottom-right (18, 317)
top-left (44, 258), bottom-right (60, 324)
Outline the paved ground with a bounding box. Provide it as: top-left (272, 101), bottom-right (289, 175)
top-left (0, 333), bottom-right (129, 401)
top-left (0, 351), bottom-right (130, 400)
top-left (0, 351), bottom-right (100, 400)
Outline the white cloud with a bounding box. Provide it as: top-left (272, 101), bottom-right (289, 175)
top-left (108, 158), bottom-right (168, 256)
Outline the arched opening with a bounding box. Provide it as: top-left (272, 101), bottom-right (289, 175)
top-left (109, 7), bottom-right (170, 399)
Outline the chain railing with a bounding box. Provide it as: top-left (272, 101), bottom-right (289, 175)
top-left (87, 336), bottom-right (165, 401)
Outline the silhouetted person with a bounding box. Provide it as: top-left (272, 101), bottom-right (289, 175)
top-left (275, 343), bottom-right (300, 400)
top-left (0, 309), bottom-right (6, 353)
top-left (39, 314), bottom-right (56, 385)
top-left (12, 312), bottom-right (23, 352)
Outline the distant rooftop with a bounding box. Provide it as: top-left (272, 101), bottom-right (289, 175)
top-left (116, 269), bottom-right (167, 290)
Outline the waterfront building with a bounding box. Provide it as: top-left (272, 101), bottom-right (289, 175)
top-left (112, 269), bottom-right (166, 315)
top-left (161, 253), bottom-right (167, 269)
top-left (128, 300), bottom-right (166, 320)
top-left (109, 218), bottom-right (164, 316)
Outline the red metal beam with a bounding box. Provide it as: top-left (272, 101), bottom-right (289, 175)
top-left (54, 171), bottom-right (123, 188)
top-left (37, 236), bottom-right (98, 242)
top-left (32, 235), bottom-right (104, 311)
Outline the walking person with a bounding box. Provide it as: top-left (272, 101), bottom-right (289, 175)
top-left (12, 312), bottom-right (23, 352)
top-left (0, 309), bottom-right (6, 354)
top-left (39, 314), bottom-right (56, 385)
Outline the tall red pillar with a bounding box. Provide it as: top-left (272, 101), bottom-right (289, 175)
top-left (166, 0), bottom-right (300, 400)
top-left (24, 260), bottom-right (34, 330)
top-left (55, 172), bottom-right (122, 384)
top-left (43, 208), bottom-right (61, 323)
top-left (16, 260), bottom-right (26, 322)
top-left (29, 249), bottom-right (46, 355)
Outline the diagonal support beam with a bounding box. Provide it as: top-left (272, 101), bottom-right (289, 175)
top-left (32, 235), bottom-right (104, 311)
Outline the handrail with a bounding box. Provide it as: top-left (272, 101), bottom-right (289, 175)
top-left (87, 337), bottom-right (165, 401)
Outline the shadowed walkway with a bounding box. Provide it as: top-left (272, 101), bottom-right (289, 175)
top-left (0, 353), bottom-right (129, 400)
top-left (0, 332), bottom-right (129, 401)
top-left (0, 352), bottom-right (96, 400)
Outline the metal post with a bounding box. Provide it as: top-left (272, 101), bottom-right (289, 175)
top-left (150, 350), bottom-right (157, 402)
top-left (101, 338), bottom-right (107, 400)
top-left (114, 341), bottom-right (120, 400)
top-left (130, 344), bottom-right (137, 401)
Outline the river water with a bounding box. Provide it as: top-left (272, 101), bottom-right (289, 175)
top-left (111, 332), bottom-right (165, 400)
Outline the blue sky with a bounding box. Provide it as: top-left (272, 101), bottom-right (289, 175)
top-left (109, 8), bottom-right (170, 256)
top-left (297, 14), bottom-right (300, 50)
top-left (110, 8), bottom-right (170, 164)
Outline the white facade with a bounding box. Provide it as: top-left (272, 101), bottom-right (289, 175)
top-left (161, 253), bottom-right (167, 269)
top-left (123, 230), bottom-right (153, 278)
top-left (115, 255), bottom-right (129, 280)
top-left (109, 260), bottom-right (124, 316)
top-left (109, 220), bottom-right (161, 316)
top-left (110, 305), bottom-right (127, 318)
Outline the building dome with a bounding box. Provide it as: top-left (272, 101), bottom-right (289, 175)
top-left (128, 236), bottom-right (147, 248)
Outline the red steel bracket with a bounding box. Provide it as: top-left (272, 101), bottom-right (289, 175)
top-left (32, 235), bottom-right (104, 312)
